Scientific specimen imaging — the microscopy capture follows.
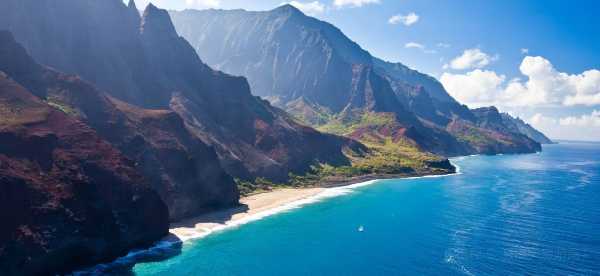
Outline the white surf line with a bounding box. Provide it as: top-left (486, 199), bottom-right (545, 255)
top-left (75, 158), bottom-right (471, 274)
top-left (174, 159), bottom-right (468, 243)
top-left (172, 180), bottom-right (380, 243)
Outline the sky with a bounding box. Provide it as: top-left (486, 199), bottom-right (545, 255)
top-left (128, 0), bottom-right (600, 141)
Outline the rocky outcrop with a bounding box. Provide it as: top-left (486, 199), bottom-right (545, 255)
top-left (471, 107), bottom-right (510, 132)
top-left (0, 73), bottom-right (169, 275)
top-left (0, 30), bottom-right (239, 222)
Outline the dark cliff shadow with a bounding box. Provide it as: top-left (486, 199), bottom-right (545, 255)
top-left (173, 203), bottom-right (250, 227)
top-left (72, 234), bottom-right (183, 276)
top-left (72, 204), bottom-right (251, 275)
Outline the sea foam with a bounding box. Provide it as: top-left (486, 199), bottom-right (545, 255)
top-left (75, 161), bottom-right (467, 274)
top-left (179, 162), bottom-right (467, 243)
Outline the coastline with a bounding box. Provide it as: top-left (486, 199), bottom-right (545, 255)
top-left (169, 188), bottom-right (326, 242)
top-left (169, 168), bottom-right (460, 243)
top-left (75, 161), bottom-right (463, 274)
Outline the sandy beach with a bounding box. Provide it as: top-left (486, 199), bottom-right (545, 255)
top-left (170, 188), bottom-right (326, 242)
top-left (168, 171), bottom-right (457, 243)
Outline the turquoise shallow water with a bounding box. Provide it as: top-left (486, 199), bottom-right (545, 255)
top-left (90, 142), bottom-right (600, 275)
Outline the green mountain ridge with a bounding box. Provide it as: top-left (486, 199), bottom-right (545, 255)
top-left (169, 5), bottom-right (545, 157)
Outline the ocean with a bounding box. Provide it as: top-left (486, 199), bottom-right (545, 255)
top-left (86, 142), bottom-right (600, 275)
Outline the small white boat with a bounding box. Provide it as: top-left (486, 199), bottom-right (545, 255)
top-left (358, 225), bottom-right (364, 232)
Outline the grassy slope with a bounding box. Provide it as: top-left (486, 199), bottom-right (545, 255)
top-left (236, 110), bottom-right (453, 196)
top-left (44, 90), bottom-right (450, 197)
top-left (446, 120), bottom-right (512, 152)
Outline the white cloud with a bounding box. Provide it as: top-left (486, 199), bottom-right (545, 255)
top-left (440, 69), bottom-right (506, 107)
top-left (559, 110), bottom-right (600, 127)
top-left (185, 0), bottom-right (220, 8)
top-left (511, 56), bottom-right (600, 107)
top-left (388, 12), bottom-right (419, 26)
top-left (333, 0), bottom-right (379, 8)
top-left (441, 56), bottom-right (600, 109)
top-left (521, 48), bottom-right (529, 54)
top-left (437, 43), bottom-right (451, 48)
top-left (529, 113), bottom-right (557, 127)
top-left (525, 113), bottom-right (558, 140)
top-left (445, 48), bottom-right (498, 70)
top-left (405, 42), bottom-right (437, 54)
top-left (283, 1), bottom-right (325, 15)
top-left (405, 42), bottom-right (424, 50)
top-left (526, 112), bottom-right (600, 142)
top-left (563, 69), bottom-right (600, 106)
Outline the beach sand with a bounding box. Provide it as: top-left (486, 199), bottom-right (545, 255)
top-left (169, 188), bottom-right (325, 242)
top-left (168, 170), bottom-right (457, 243)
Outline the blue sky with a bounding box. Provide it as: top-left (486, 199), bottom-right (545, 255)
top-left (129, 0), bottom-right (600, 141)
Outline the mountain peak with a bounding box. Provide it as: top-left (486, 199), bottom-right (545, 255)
top-left (483, 106), bottom-right (500, 113)
top-left (0, 31), bottom-right (44, 96)
top-left (145, 2), bottom-right (157, 11)
top-left (141, 3), bottom-right (178, 38)
top-left (128, 0), bottom-right (137, 10)
top-left (127, 0), bottom-right (141, 20)
top-left (273, 4), bottom-right (304, 16)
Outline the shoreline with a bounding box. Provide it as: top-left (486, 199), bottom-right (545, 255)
top-left (169, 187), bottom-right (326, 242)
top-left (168, 168), bottom-right (460, 243)
top-left (75, 161), bottom-right (463, 274)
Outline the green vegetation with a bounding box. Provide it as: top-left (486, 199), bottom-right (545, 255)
top-left (0, 99), bottom-right (49, 127)
top-left (46, 97), bottom-right (78, 116)
top-left (236, 133), bottom-right (449, 196)
top-left (286, 99), bottom-right (336, 126)
top-left (235, 177), bottom-right (286, 196)
top-left (317, 111), bottom-right (397, 136)
top-left (356, 137), bottom-right (440, 169)
top-left (236, 109), bottom-right (452, 196)
top-left (315, 110), bottom-right (443, 172)
top-left (452, 123), bottom-right (511, 147)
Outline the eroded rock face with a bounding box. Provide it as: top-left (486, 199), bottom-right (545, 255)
top-left (445, 107), bottom-right (542, 154)
top-left (169, 6), bottom-right (544, 156)
top-left (0, 30), bottom-right (239, 222)
top-left (500, 113), bottom-right (554, 144)
top-left (0, 74), bottom-right (169, 276)
top-left (0, 0), bottom-right (364, 182)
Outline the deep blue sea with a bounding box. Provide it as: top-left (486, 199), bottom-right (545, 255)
top-left (92, 142), bottom-right (600, 275)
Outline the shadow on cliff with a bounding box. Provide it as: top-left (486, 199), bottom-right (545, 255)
top-left (174, 203), bottom-right (250, 227)
top-left (74, 203), bottom-right (251, 275)
top-left (74, 234), bottom-right (183, 275)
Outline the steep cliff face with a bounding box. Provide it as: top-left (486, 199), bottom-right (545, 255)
top-left (170, 5), bottom-right (544, 156)
top-left (501, 113), bottom-right (554, 144)
top-left (0, 30), bottom-right (239, 222)
top-left (372, 58), bottom-right (459, 104)
top-left (375, 59), bottom-right (477, 126)
top-left (0, 0), bottom-right (160, 107)
top-left (0, 1), bottom-right (363, 182)
top-left (472, 107), bottom-right (510, 132)
top-left (170, 6), bottom-right (467, 156)
top-left (0, 73), bottom-right (169, 275)
top-left (446, 107), bottom-right (543, 154)
top-left (170, 5), bottom-right (370, 106)
top-left (140, 4), bottom-right (365, 181)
